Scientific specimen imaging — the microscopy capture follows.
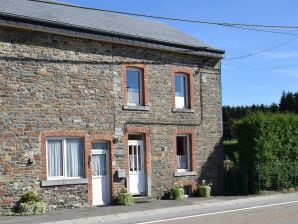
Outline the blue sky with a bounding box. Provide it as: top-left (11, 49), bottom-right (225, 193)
top-left (61, 0), bottom-right (298, 106)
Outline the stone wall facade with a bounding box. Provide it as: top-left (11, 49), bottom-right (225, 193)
top-left (0, 26), bottom-right (223, 211)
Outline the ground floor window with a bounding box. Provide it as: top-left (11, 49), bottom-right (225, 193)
top-left (176, 135), bottom-right (190, 171)
top-left (47, 138), bottom-right (84, 179)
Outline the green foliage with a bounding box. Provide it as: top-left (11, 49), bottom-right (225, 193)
top-left (170, 187), bottom-right (184, 200)
top-left (280, 91), bottom-right (298, 113)
top-left (222, 90), bottom-right (298, 141)
top-left (198, 185), bottom-right (211, 197)
top-left (224, 140), bottom-right (239, 162)
top-left (18, 202), bottom-right (46, 215)
top-left (14, 192), bottom-right (46, 215)
top-left (19, 191), bottom-right (41, 204)
top-left (117, 192), bottom-right (133, 205)
top-left (232, 112), bottom-right (298, 193)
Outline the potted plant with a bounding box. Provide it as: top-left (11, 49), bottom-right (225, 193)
top-left (117, 188), bottom-right (133, 205)
top-left (170, 184), bottom-right (184, 200)
top-left (198, 180), bottom-right (212, 197)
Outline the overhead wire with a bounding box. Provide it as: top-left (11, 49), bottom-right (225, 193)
top-left (224, 36), bottom-right (298, 60)
top-left (27, 0), bottom-right (298, 63)
top-left (29, 0), bottom-right (298, 36)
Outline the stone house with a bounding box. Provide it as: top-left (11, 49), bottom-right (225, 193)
top-left (0, 0), bottom-right (224, 210)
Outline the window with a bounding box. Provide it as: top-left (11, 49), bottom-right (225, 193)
top-left (175, 74), bottom-right (189, 109)
top-left (126, 68), bottom-right (143, 106)
top-left (47, 138), bottom-right (84, 179)
top-left (176, 135), bottom-right (190, 171)
top-left (91, 142), bottom-right (109, 176)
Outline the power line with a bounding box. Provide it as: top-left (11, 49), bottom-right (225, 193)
top-left (224, 36), bottom-right (298, 60)
top-left (29, 0), bottom-right (298, 36)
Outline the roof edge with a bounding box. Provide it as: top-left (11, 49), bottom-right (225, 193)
top-left (0, 15), bottom-right (225, 58)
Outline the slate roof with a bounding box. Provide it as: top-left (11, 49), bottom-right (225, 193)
top-left (0, 0), bottom-right (224, 55)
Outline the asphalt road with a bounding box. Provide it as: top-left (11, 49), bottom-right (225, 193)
top-left (150, 202), bottom-right (298, 224)
top-left (1, 193), bottom-right (297, 224)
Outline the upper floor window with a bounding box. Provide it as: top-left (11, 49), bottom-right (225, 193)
top-left (47, 138), bottom-right (84, 179)
top-left (175, 74), bottom-right (189, 109)
top-left (126, 68), bottom-right (143, 106)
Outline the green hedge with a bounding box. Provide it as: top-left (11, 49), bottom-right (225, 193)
top-left (232, 112), bottom-right (298, 193)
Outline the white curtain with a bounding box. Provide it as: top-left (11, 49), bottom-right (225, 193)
top-left (47, 140), bottom-right (63, 177)
top-left (66, 139), bottom-right (84, 177)
top-left (92, 154), bottom-right (106, 176)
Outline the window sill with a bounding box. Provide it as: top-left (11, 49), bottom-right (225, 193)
top-left (123, 105), bottom-right (150, 111)
top-left (172, 108), bottom-right (194, 113)
top-left (41, 178), bottom-right (88, 187)
top-left (174, 171), bottom-right (197, 177)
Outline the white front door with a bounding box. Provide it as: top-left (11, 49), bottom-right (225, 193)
top-left (92, 142), bottom-right (110, 206)
top-left (128, 140), bottom-right (145, 195)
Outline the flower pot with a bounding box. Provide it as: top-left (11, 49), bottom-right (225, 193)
top-left (199, 185), bottom-right (211, 197)
top-left (170, 187), bottom-right (184, 200)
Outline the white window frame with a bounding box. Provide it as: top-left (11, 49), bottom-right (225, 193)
top-left (176, 134), bottom-right (190, 172)
top-left (126, 67), bottom-right (143, 106)
top-left (91, 141), bottom-right (109, 177)
top-left (175, 73), bottom-right (189, 109)
top-left (46, 137), bottom-right (84, 180)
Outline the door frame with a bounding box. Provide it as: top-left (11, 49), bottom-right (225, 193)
top-left (128, 139), bottom-right (145, 195)
top-left (91, 146), bottom-right (110, 206)
top-left (88, 135), bottom-right (116, 207)
top-left (125, 128), bottom-right (151, 197)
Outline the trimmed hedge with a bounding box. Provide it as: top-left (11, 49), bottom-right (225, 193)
top-left (232, 112), bottom-right (298, 193)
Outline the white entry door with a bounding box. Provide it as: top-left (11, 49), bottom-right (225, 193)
top-left (92, 142), bottom-right (110, 206)
top-left (128, 140), bottom-right (145, 195)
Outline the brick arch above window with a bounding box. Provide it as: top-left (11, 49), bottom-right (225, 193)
top-left (171, 66), bottom-right (194, 110)
top-left (122, 64), bottom-right (149, 107)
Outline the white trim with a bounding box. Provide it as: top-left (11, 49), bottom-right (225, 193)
top-left (175, 73), bottom-right (189, 109)
top-left (126, 67), bottom-right (143, 106)
top-left (176, 134), bottom-right (190, 172)
top-left (46, 137), bottom-right (84, 180)
top-left (91, 140), bottom-right (110, 206)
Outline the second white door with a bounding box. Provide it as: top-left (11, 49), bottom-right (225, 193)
top-left (128, 140), bottom-right (145, 195)
top-left (92, 142), bottom-right (110, 206)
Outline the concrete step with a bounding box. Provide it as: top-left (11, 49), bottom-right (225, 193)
top-left (133, 196), bottom-right (154, 203)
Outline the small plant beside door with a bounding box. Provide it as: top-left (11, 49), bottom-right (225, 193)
top-left (117, 188), bottom-right (133, 205)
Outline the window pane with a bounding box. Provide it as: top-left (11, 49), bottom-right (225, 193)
top-left (126, 69), bottom-right (141, 105)
top-left (47, 140), bottom-right (63, 177)
top-left (175, 76), bottom-right (186, 97)
top-left (177, 136), bottom-right (189, 169)
top-left (66, 139), bottom-right (84, 177)
top-left (134, 146), bottom-right (137, 171)
top-left (92, 142), bottom-right (108, 150)
top-left (92, 154), bottom-right (107, 176)
top-left (137, 145), bottom-right (141, 171)
top-left (175, 75), bottom-right (188, 108)
top-left (129, 145), bottom-right (134, 171)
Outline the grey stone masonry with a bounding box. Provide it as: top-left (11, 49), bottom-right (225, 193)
top-left (0, 25), bottom-right (223, 211)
